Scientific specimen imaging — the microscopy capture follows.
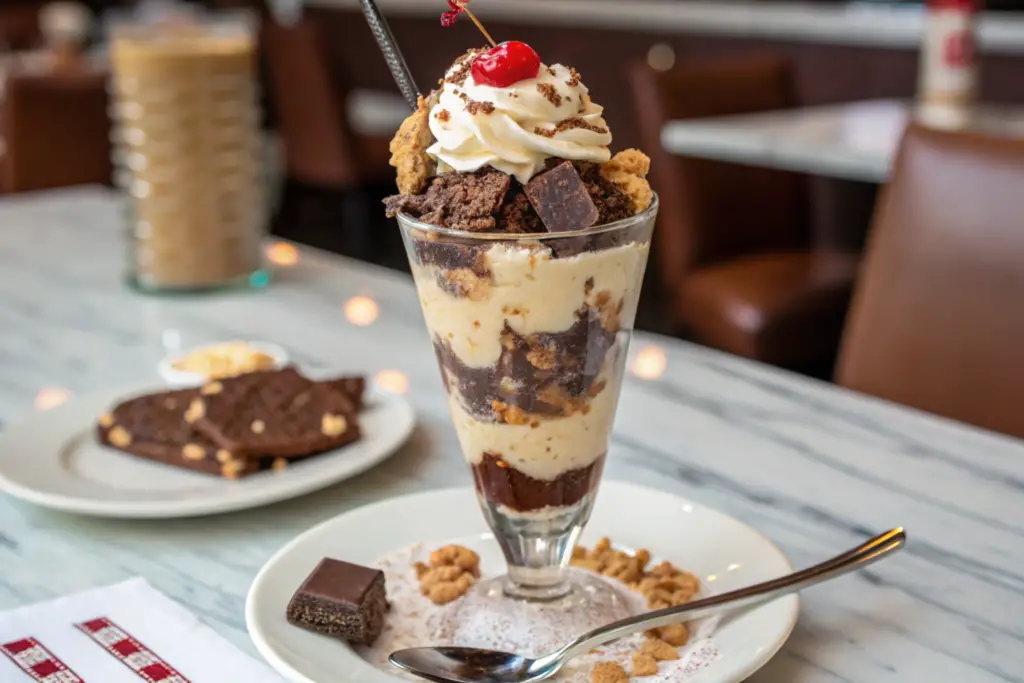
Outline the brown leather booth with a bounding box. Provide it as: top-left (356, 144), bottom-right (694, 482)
top-left (2, 71), bottom-right (111, 193)
top-left (837, 124), bottom-right (1024, 439)
top-left (0, 4), bottom-right (41, 51)
top-left (261, 17), bottom-right (391, 189)
top-left (631, 55), bottom-right (859, 372)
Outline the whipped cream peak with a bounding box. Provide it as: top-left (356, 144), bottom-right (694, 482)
top-left (427, 54), bottom-right (613, 184)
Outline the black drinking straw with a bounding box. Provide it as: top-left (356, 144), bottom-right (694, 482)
top-left (359, 0), bottom-right (420, 110)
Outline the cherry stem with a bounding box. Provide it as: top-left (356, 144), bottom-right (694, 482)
top-left (461, 5), bottom-right (497, 47)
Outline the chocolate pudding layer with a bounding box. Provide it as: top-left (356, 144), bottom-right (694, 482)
top-left (472, 452), bottom-right (606, 512)
top-left (432, 305), bottom-right (617, 420)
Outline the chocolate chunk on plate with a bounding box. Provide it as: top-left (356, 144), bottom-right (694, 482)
top-left (525, 160), bottom-right (599, 233)
top-left (286, 558), bottom-right (388, 646)
top-left (96, 388), bottom-right (271, 479)
top-left (189, 368), bottom-right (361, 459)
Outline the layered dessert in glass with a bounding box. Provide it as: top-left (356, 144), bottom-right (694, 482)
top-left (385, 39), bottom-right (657, 637)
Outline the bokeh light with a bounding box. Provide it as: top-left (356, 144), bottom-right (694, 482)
top-left (265, 241), bottom-right (299, 266)
top-left (374, 369), bottom-right (409, 394)
top-left (345, 296), bottom-right (380, 327)
top-left (630, 345), bottom-right (667, 380)
top-left (35, 387), bottom-right (70, 410)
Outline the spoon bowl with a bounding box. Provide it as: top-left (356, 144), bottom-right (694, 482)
top-left (390, 647), bottom-right (538, 683)
top-left (391, 528), bottom-right (906, 683)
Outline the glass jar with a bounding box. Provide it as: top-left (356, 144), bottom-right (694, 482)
top-left (109, 7), bottom-right (270, 292)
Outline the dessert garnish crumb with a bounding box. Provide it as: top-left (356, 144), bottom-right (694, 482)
top-left (465, 99), bottom-right (496, 115)
top-left (537, 82), bottom-right (562, 107)
top-left (651, 623), bottom-right (690, 647)
top-left (534, 117), bottom-right (609, 138)
top-left (389, 94), bottom-right (437, 194)
top-left (412, 544), bottom-right (480, 605)
top-left (640, 639), bottom-right (680, 662)
top-left (491, 400), bottom-right (531, 425)
top-left (601, 149), bottom-right (654, 213)
top-left (591, 661), bottom-right (629, 683)
top-left (631, 652), bottom-right (659, 677)
top-left (572, 537), bottom-right (699, 608)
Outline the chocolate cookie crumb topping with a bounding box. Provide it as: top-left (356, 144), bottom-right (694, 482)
top-left (535, 117), bottom-right (608, 138)
top-left (437, 108), bottom-right (451, 123)
top-left (465, 99), bottom-right (496, 115)
top-left (537, 83), bottom-right (562, 107)
top-left (445, 47), bottom-right (486, 86)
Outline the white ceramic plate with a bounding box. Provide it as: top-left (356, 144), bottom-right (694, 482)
top-left (246, 482), bottom-right (797, 683)
top-left (0, 385), bottom-right (414, 518)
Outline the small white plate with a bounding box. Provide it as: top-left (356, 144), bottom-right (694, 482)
top-left (0, 385), bottom-right (414, 518)
top-left (157, 341), bottom-right (290, 388)
top-left (246, 482), bottom-right (797, 683)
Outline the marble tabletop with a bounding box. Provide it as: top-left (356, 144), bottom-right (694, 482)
top-left (0, 186), bottom-right (1021, 682)
top-left (661, 99), bottom-right (1024, 183)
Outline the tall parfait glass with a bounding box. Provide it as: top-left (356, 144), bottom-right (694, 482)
top-left (397, 196), bottom-right (658, 635)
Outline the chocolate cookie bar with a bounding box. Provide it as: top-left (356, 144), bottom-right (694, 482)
top-left (324, 375), bottom-right (367, 411)
top-left (286, 558), bottom-right (387, 646)
top-left (96, 389), bottom-right (273, 479)
top-left (189, 368), bottom-right (361, 459)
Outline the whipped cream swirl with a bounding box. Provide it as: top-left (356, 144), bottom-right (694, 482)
top-left (427, 56), bottom-right (612, 184)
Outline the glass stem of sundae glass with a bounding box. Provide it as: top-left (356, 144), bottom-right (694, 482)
top-left (484, 495), bottom-right (594, 601)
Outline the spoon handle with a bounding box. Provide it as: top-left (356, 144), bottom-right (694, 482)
top-left (557, 527), bottom-right (906, 661)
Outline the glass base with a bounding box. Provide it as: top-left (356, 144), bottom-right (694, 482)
top-left (433, 570), bottom-right (638, 658)
top-left (126, 268), bottom-right (271, 295)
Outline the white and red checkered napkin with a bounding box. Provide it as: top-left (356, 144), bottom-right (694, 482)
top-left (0, 578), bottom-right (284, 683)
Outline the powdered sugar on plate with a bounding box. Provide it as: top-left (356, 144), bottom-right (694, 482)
top-left (359, 539), bottom-right (720, 681)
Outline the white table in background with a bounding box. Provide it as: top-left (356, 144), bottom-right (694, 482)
top-left (0, 187), bottom-right (1021, 682)
top-left (661, 99), bottom-right (1024, 183)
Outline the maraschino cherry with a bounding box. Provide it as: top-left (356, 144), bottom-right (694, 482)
top-left (471, 41), bottom-right (541, 88)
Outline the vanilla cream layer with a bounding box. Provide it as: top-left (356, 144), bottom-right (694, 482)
top-left (447, 369), bottom-right (623, 482)
top-left (412, 241), bottom-right (650, 369)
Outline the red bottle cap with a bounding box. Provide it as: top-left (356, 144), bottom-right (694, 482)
top-left (927, 0), bottom-right (980, 10)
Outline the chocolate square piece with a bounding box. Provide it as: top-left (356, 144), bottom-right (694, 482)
top-left (286, 558), bottom-right (387, 646)
top-left (525, 161), bottom-right (599, 233)
top-left (96, 388), bottom-right (269, 479)
top-left (190, 368), bottom-right (361, 459)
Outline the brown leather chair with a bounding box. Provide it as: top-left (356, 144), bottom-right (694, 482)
top-left (0, 4), bottom-right (41, 51)
top-left (261, 16), bottom-right (391, 189)
top-left (261, 17), bottom-right (397, 257)
top-left (631, 55), bottom-right (859, 371)
top-left (2, 70), bottom-right (111, 193)
top-left (836, 124), bottom-right (1024, 438)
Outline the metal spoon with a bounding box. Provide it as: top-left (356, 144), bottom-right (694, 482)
top-left (390, 527), bottom-right (906, 683)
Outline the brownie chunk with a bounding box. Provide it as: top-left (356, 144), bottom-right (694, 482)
top-left (575, 160), bottom-right (633, 225)
top-left (323, 376), bottom-right (367, 411)
top-left (498, 190), bottom-right (545, 233)
top-left (525, 161), bottom-right (600, 232)
top-left (190, 368), bottom-right (360, 459)
top-left (95, 388), bottom-right (276, 479)
top-left (384, 167), bottom-right (511, 231)
top-left (286, 558), bottom-right (388, 646)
